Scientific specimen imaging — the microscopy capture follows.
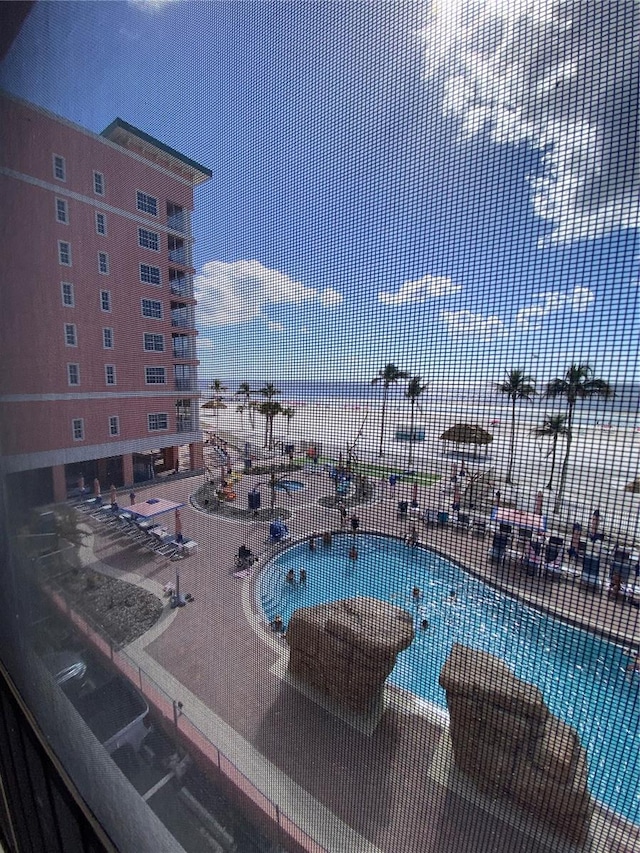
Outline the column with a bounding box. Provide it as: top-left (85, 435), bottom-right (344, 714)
top-left (52, 464), bottom-right (67, 503)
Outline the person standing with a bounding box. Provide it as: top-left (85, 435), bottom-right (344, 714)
top-left (350, 513), bottom-right (360, 533)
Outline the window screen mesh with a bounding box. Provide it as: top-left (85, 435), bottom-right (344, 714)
top-left (0, 3), bottom-right (638, 852)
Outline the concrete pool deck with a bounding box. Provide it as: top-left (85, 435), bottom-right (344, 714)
top-left (79, 465), bottom-right (639, 853)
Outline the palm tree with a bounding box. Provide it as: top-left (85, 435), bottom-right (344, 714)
top-left (258, 382), bottom-right (280, 401)
top-left (371, 363), bottom-right (408, 457)
top-left (405, 376), bottom-right (428, 466)
top-left (209, 379), bottom-right (228, 419)
top-left (496, 370), bottom-right (537, 484)
top-left (545, 364), bottom-right (613, 513)
top-left (532, 414), bottom-right (568, 490)
top-left (257, 400), bottom-right (282, 450)
top-left (281, 406), bottom-right (295, 435)
top-left (236, 382), bottom-right (255, 429)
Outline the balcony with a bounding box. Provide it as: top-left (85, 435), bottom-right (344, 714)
top-left (175, 379), bottom-right (199, 393)
top-left (168, 235), bottom-right (191, 267)
top-left (167, 203), bottom-right (191, 236)
top-left (176, 418), bottom-right (195, 433)
top-left (169, 273), bottom-right (193, 299)
top-left (172, 341), bottom-right (197, 360)
top-left (171, 306), bottom-right (195, 330)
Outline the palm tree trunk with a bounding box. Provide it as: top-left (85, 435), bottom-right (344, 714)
top-left (546, 436), bottom-right (557, 490)
top-left (506, 399), bottom-right (515, 483)
top-left (408, 399), bottom-right (415, 467)
top-left (553, 404), bottom-right (573, 514)
top-left (378, 389), bottom-right (388, 457)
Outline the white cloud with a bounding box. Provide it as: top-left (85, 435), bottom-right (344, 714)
top-left (195, 260), bottom-right (343, 327)
top-left (319, 287), bottom-right (344, 307)
top-left (421, 1), bottom-right (639, 245)
top-left (378, 274), bottom-right (461, 305)
top-left (515, 286), bottom-right (595, 329)
top-left (440, 310), bottom-right (506, 340)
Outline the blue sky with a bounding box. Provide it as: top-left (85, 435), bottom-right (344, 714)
top-left (2, 0), bottom-right (637, 383)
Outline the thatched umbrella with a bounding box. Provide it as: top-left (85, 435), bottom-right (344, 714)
top-left (440, 423), bottom-right (493, 451)
top-left (625, 477), bottom-right (640, 493)
top-left (201, 399), bottom-right (228, 410)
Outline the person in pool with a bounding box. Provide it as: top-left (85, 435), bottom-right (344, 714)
top-left (286, 568), bottom-right (295, 583)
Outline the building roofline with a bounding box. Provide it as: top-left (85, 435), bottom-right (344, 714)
top-left (101, 118), bottom-right (212, 184)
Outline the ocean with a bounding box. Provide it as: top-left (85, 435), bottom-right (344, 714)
top-left (204, 380), bottom-right (639, 429)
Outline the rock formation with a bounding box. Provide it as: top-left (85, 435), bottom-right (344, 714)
top-left (439, 644), bottom-right (593, 846)
top-left (286, 596), bottom-right (414, 713)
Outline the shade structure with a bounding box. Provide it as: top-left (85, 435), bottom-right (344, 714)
top-left (491, 506), bottom-right (546, 533)
top-left (128, 498), bottom-right (185, 519)
top-left (440, 424), bottom-right (494, 446)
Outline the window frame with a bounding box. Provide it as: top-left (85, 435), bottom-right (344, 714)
top-left (100, 290), bottom-right (112, 312)
top-left (143, 333), bottom-right (165, 352)
top-left (136, 191), bottom-right (158, 216)
top-left (140, 263), bottom-right (162, 286)
top-left (61, 282), bottom-right (74, 307)
top-left (108, 415), bottom-right (120, 437)
top-left (58, 240), bottom-right (72, 266)
top-left (64, 323), bottom-right (77, 347)
top-left (93, 171), bottom-right (105, 196)
top-left (105, 364), bottom-right (116, 386)
top-left (67, 363), bottom-right (80, 386)
top-left (141, 298), bottom-right (162, 320)
top-left (102, 327), bottom-right (114, 349)
top-left (55, 197), bottom-right (68, 224)
top-left (72, 418), bottom-right (84, 441)
top-left (145, 366), bottom-right (167, 385)
top-left (53, 154), bottom-right (66, 181)
top-left (138, 228), bottom-right (160, 252)
top-left (95, 211), bottom-right (106, 236)
top-left (98, 252), bottom-right (109, 275)
top-left (148, 413), bottom-right (168, 432)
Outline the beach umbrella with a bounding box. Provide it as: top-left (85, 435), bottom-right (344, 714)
top-left (109, 484), bottom-right (117, 506)
top-left (440, 424), bottom-right (493, 447)
top-left (535, 490), bottom-right (543, 516)
top-left (625, 477), bottom-right (640, 493)
top-left (93, 478), bottom-right (101, 497)
top-left (174, 508), bottom-right (182, 539)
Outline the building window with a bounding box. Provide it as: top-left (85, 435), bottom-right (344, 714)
top-left (145, 366), bottom-right (166, 385)
top-left (100, 290), bottom-right (111, 312)
top-left (58, 241), bottom-right (71, 266)
top-left (98, 252), bottom-right (109, 274)
top-left (148, 413), bottom-right (168, 431)
top-left (136, 191), bottom-right (158, 216)
top-left (105, 364), bottom-right (116, 386)
top-left (102, 327), bottom-right (113, 349)
top-left (138, 228), bottom-right (159, 251)
top-left (72, 418), bottom-right (84, 440)
top-left (61, 282), bottom-right (74, 307)
top-left (55, 198), bottom-right (68, 224)
top-left (67, 363), bottom-right (80, 386)
top-left (141, 298), bottom-right (162, 319)
top-left (108, 415), bottom-right (120, 437)
top-left (93, 171), bottom-right (105, 196)
top-left (53, 154), bottom-right (66, 181)
top-left (143, 333), bottom-right (164, 352)
top-left (95, 211), bottom-right (106, 235)
top-left (64, 323), bottom-right (77, 346)
top-left (140, 264), bottom-right (161, 286)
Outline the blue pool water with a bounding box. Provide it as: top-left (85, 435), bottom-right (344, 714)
top-left (259, 534), bottom-right (639, 824)
top-left (274, 479), bottom-right (305, 492)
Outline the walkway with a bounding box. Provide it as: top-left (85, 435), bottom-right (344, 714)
top-left (78, 462), bottom-right (639, 853)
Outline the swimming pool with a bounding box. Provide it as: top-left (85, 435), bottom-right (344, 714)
top-left (259, 534), bottom-right (640, 825)
top-left (274, 479), bottom-right (305, 492)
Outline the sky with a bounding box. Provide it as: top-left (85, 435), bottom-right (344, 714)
top-left (1, 0), bottom-right (638, 384)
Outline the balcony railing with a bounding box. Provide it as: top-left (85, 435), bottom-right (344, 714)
top-left (168, 247), bottom-right (191, 266)
top-left (171, 309), bottom-right (195, 330)
top-left (175, 379), bottom-right (199, 392)
top-left (173, 345), bottom-right (197, 360)
top-left (170, 276), bottom-right (193, 298)
top-left (167, 211), bottom-right (190, 235)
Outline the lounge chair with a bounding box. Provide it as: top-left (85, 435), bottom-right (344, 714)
top-left (455, 513), bottom-right (471, 532)
top-left (490, 532), bottom-right (510, 565)
top-left (471, 519), bottom-right (487, 538)
top-left (543, 543), bottom-right (564, 577)
top-left (423, 508), bottom-right (438, 526)
top-left (269, 520), bottom-right (290, 543)
top-left (523, 540), bottom-right (542, 575)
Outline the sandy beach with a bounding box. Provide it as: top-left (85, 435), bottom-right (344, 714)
top-left (201, 397), bottom-right (640, 545)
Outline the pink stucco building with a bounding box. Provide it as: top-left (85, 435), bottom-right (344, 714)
top-left (0, 93), bottom-right (212, 507)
